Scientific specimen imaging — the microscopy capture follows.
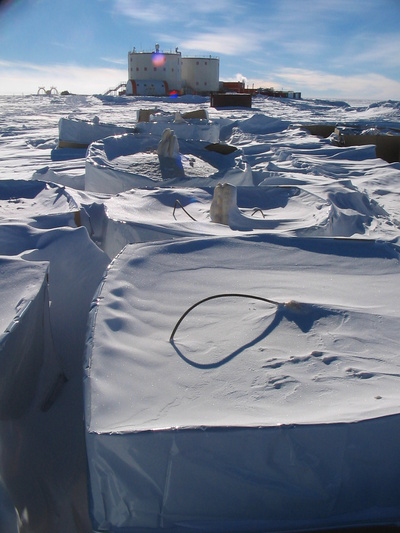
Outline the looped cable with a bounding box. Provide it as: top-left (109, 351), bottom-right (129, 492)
top-left (170, 293), bottom-right (280, 342)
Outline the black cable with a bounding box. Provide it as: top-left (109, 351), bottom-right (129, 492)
top-left (250, 208), bottom-right (265, 218)
top-left (173, 199), bottom-right (197, 221)
top-left (170, 293), bottom-right (281, 342)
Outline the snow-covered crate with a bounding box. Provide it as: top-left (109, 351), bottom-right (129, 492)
top-left (84, 233), bottom-right (400, 532)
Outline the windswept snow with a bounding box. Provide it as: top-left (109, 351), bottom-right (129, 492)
top-left (0, 93), bottom-right (400, 532)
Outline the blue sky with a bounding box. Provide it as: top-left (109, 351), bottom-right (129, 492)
top-left (0, 0), bottom-right (399, 99)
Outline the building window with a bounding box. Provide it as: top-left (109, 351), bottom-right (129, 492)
top-left (172, 68), bottom-right (174, 72)
top-left (205, 61), bottom-right (207, 65)
top-left (154, 67), bottom-right (157, 71)
top-left (196, 61), bottom-right (199, 65)
top-left (144, 67), bottom-right (147, 71)
top-left (136, 67), bottom-right (139, 71)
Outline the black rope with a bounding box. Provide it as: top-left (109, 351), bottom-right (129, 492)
top-left (173, 199), bottom-right (197, 221)
top-left (250, 208), bottom-right (265, 218)
top-left (170, 293), bottom-right (281, 342)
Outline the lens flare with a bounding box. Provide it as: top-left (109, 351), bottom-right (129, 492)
top-left (152, 52), bottom-right (166, 67)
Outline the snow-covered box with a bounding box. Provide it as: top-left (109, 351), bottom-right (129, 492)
top-left (0, 257), bottom-right (51, 419)
top-left (58, 116), bottom-right (135, 148)
top-left (84, 234), bottom-right (400, 532)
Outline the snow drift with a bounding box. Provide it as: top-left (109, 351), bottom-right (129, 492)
top-left (0, 93), bottom-right (400, 533)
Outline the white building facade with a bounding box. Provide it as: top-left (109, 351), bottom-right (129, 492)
top-left (181, 56), bottom-right (219, 94)
top-left (126, 44), bottom-right (219, 96)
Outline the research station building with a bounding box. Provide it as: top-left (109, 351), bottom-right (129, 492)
top-left (181, 56), bottom-right (219, 94)
top-left (126, 44), bottom-right (219, 96)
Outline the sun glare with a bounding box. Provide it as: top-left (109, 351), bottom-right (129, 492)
top-left (152, 52), bottom-right (166, 67)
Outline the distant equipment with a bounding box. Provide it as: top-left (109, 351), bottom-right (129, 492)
top-left (37, 86), bottom-right (59, 96)
top-left (210, 92), bottom-right (252, 108)
top-left (104, 82), bottom-right (127, 96)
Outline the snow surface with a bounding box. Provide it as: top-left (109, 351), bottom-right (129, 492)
top-left (87, 235), bottom-right (400, 432)
top-left (0, 93), bottom-right (400, 532)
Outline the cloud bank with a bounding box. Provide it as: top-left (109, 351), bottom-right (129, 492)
top-left (0, 61), bottom-right (127, 95)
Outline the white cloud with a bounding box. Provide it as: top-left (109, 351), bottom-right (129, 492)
top-left (178, 0), bottom-right (234, 15)
top-left (348, 33), bottom-right (400, 70)
top-left (113, 0), bottom-right (239, 22)
top-left (255, 67), bottom-right (400, 100)
top-left (101, 57), bottom-right (127, 66)
top-left (112, 0), bottom-right (170, 23)
top-left (181, 30), bottom-right (261, 56)
top-left (0, 61), bottom-right (127, 95)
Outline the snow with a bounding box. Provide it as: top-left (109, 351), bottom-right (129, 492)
top-left (0, 92), bottom-right (400, 532)
top-left (86, 234), bottom-right (400, 432)
top-left (0, 256), bottom-right (51, 419)
top-left (57, 116), bottom-right (135, 148)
